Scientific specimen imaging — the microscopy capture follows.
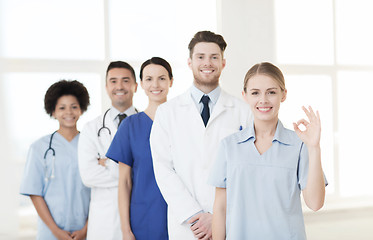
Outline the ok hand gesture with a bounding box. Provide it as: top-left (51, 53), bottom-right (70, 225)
top-left (293, 106), bottom-right (321, 148)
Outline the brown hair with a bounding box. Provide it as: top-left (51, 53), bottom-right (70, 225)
top-left (243, 62), bottom-right (285, 92)
top-left (188, 31), bottom-right (227, 58)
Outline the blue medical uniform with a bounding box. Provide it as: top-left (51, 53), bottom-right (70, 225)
top-left (107, 112), bottom-right (168, 240)
top-left (208, 120), bottom-right (327, 240)
top-left (20, 132), bottom-right (90, 240)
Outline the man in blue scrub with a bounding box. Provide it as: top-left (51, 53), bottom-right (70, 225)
top-left (150, 31), bottom-right (252, 239)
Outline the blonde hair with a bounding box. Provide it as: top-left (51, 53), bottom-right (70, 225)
top-left (243, 62), bottom-right (285, 92)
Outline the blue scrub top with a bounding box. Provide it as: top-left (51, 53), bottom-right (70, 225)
top-left (20, 132), bottom-right (90, 240)
top-left (107, 112), bottom-right (168, 240)
top-left (208, 120), bottom-right (327, 240)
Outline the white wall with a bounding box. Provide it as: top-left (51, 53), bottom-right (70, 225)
top-left (218, 0), bottom-right (276, 97)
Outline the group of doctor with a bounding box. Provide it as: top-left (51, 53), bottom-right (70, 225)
top-left (20, 30), bottom-right (327, 240)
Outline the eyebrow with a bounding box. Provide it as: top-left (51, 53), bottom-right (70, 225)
top-left (250, 87), bottom-right (278, 91)
top-left (145, 74), bottom-right (167, 78)
top-left (109, 76), bottom-right (131, 80)
top-left (194, 53), bottom-right (221, 56)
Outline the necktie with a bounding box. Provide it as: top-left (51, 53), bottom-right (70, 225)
top-left (200, 95), bottom-right (210, 127)
top-left (118, 113), bottom-right (127, 127)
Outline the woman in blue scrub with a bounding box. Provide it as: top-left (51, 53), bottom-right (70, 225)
top-left (209, 62), bottom-right (327, 240)
top-left (20, 80), bottom-right (91, 240)
top-left (107, 57), bottom-right (173, 240)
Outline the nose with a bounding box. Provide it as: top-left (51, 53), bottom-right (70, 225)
top-left (259, 93), bottom-right (268, 103)
top-left (66, 107), bottom-right (73, 114)
top-left (203, 57), bottom-right (212, 66)
top-left (116, 81), bottom-right (125, 90)
top-left (152, 79), bottom-right (160, 88)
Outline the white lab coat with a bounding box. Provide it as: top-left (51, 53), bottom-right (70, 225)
top-left (150, 89), bottom-right (252, 240)
top-left (78, 107), bottom-right (136, 240)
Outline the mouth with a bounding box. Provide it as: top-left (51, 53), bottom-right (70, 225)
top-left (200, 69), bottom-right (214, 74)
top-left (151, 90), bottom-right (162, 94)
top-left (63, 117), bottom-right (76, 121)
top-left (257, 107), bottom-right (272, 113)
top-left (114, 91), bottom-right (127, 96)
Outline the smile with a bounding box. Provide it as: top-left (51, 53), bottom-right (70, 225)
top-left (257, 107), bottom-right (272, 112)
top-left (201, 69), bottom-right (214, 74)
top-left (151, 90), bottom-right (162, 94)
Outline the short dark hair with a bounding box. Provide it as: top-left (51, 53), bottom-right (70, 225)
top-left (188, 31), bottom-right (227, 58)
top-left (106, 61), bottom-right (136, 83)
top-left (44, 80), bottom-right (90, 116)
top-left (139, 57), bottom-right (173, 80)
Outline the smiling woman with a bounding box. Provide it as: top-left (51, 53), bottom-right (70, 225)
top-left (19, 80), bottom-right (91, 240)
top-left (106, 57), bottom-right (173, 240)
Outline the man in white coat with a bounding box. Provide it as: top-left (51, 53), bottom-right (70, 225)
top-left (78, 61), bottom-right (138, 240)
top-left (150, 31), bottom-right (252, 240)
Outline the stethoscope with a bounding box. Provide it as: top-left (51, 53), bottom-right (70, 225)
top-left (97, 108), bottom-right (139, 137)
top-left (44, 131), bottom-right (57, 182)
top-left (97, 109), bottom-right (111, 137)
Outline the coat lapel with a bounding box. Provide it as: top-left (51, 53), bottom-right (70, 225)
top-left (178, 89), bottom-right (207, 129)
top-left (208, 90), bottom-right (233, 127)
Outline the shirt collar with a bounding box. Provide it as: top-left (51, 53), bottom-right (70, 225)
top-left (190, 84), bottom-right (221, 105)
top-left (109, 106), bottom-right (137, 122)
top-left (237, 120), bottom-right (292, 145)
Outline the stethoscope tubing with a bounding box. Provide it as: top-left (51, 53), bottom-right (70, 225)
top-left (44, 131), bottom-right (57, 182)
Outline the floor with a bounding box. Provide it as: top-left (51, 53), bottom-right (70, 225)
top-left (4, 207), bottom-right (373, 239)
top-left (304, 207), bottom-right (373, 240)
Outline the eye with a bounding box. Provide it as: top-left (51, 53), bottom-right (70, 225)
top-left (160, 77), bottom-right (166, 81)
top-left (212, 56), bottom-right (218, 60)
top-left (268, 91), bottom-right (277, 95)
top-left (145, 77), bottom-right (152, 81)
top-left (251, 91), bottom-right (259, 95)
top-left (198, 56), bottom-right (203, 59)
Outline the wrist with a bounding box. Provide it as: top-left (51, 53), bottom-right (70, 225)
top-left (307, 145), bottom-right (321, 153)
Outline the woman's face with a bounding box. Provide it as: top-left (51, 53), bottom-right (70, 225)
top-left (242, 74), bottom-right (287, 123)
top-left (52, 95), bottom-right (82, 129)
top-left (140, 64), bottom-right (173, 103)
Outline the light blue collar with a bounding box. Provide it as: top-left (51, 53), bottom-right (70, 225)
top-left (237, 120), bottom-right (292, 145)
top-left (190, 84), bottom-right (221, 105)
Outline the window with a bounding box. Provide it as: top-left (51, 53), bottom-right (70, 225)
top-left (0, 0), bottom-right (217, 236)
top-left (275, 0), bottom-right (373, 199)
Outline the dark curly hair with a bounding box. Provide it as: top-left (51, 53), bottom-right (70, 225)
top-left (44, 80), bottom-right (90, 116)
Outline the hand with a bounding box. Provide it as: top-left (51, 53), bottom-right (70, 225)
top-left (98, 158), bottom-right (108, 167)
top-left (122, 231), bottom-right (136, 240)
top-left (71, 228), bottom-right (87, 240)
top-left (53, 228), bottom-right (73, 240)
top-left (188, 212), bottom-right (212, 240)
top-left (293, 106), bottom-right (321, 148)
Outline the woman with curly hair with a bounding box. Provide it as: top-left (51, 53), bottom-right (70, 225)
top-left (20, 80), bottom-right (91, 240)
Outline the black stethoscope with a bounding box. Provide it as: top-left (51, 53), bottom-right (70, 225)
top-left (44, 131), bottom-right (57, 182)
top-left (97, 108), bottom-right (138, 137)
top-left (97, 109), bottom-right (111, 137)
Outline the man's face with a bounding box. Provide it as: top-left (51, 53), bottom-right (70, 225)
top-left (106, 68), bottom-right (137, 111)
top-left (188, 42), bottom-right (226, 90)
